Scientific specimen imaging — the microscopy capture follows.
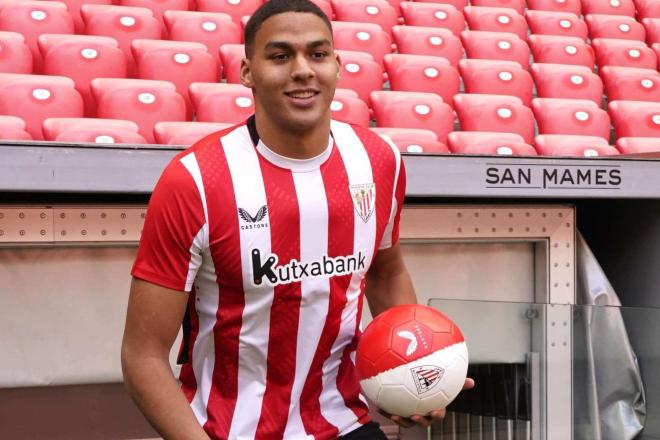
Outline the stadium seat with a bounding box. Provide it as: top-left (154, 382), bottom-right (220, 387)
top-left (413, 0), bottom-right (467, 10)
top-left (43, 117), bottom-right (146, 143)
top-left (463, 6), bottom-right (528, 40)
top-left (459, 59), bottom-right (533, 106)
top-left (608, 100), bottom-right (660, 138)
top-left (384, 54), bottom-right (460, 108)
top-left (532, 98), bottom-right (611, 140)
top-left (329, 94), bottom-right (370, 126)
top-left (370, 90), bottom-right (454, 143)
top-left (393, 26), bottom-right (463, 67)
top-left (0, 73), bottom-right (83, 140)
top-left (585, 14), bottom-right (646, 41)
top-left (0, 115), bottom-right (32, 141)
top-left (453, 94), bottom-right (535, 143)
top-left (196, 0), bottom-right (263, 24)
top-left (189, 82), bottom-right (254, 124)
top-left (164, 11), bottom-right (240, 63)
top-left (57, 0), bottom-right (112, 34)
top-left (219, 43), bottom-right (245, 83)
top-left (81, 5), bottom-right (161, 76)
top-left (371, 126), bottom-right (438, 140)
top-left (528, 34), bottom-right (595, 69)
top-left (132, 39), bottom-right (217, 117)
top-left (374, 129), bottom-right (449, 154)
top-left (654, 43), bottom-right (660, 63)
top-left (118, 0), bottom-right (190, 36)
top-left (39, 34), bottom-right (127, 117)
top-left (332, 21), bottom-right (391, 67)
top-left (91, 78), bottom-right (186, 143)
top-left (331, 0), bottom-right (398, 37)
top-left (447, 131), bottom-right (527, 154)
top-left (526, 0), bottom-right (581, 16)
top-left (636, 0), bottom-right (660, 20)
top-left (581, 0), bottom-right (635, 17)
top-left (643, 18), bottom-right (660, 45)
top-left (154, 121), bottom-right (231, 145)
top-left (399, 2), bottom-right (466, 37)
top-left (600, 66), bottom-right (660, 102)
top-left (616, 137), bottom-right (660, 154)
top-left (592, 38), bottom-right (657, 69)
top-left (461, 30), bottom-right (530, 69)
top-left (0, 31), bottom-right (33, 73)
top-left (0, 1), bottom-right (75, 73)
top-left (531, 63), bottom-right (603, 105)
top-left (309, 0), bottom-right (334, 20)
top-left (534, 134), bottom-right (618, 156)
top-left (336, 50), bottom-right (383, 103)
top-left (525, 10), bottom-right (588, 41)
top-left (470, 0), bottom-right (526, 15)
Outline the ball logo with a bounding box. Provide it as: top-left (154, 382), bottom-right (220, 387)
top-left (396, 330), bottom-right (418, 357)
top-left (411, 365), bottom-right (445, 395)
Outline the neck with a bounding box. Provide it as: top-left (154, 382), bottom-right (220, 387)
top-left (254, 112), bottom-right (331, 160)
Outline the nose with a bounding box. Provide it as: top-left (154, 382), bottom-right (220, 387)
top-left (291, 53), bottom-right (315, 81)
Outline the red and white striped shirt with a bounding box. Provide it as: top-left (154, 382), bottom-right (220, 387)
top-left (132, 117), bottom-right (406, 440)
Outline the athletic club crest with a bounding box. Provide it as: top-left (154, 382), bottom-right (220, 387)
top-left (349, 183), bottom-right (376, 223)
top-left (411, 365), bottom-right (445, 395)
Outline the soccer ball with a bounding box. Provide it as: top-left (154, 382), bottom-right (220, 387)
top-left (356, 304), bottom-right (469, 417)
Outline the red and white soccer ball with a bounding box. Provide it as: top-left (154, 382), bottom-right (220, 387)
top-left (356, 304), bottom-right (469, 418)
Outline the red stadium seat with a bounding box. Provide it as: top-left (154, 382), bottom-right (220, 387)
top-left (370, 126), bottom-right (438, 142)
top-left (463, 6), bottom-right (528, 40)
top-left (532, 98), bottom-right (611, 140)
top-left (164, 11), bottom-right (240, 64)
top-left (462, 140), bottom-right (536, 155)
top-left (525, 10), bottom-right (588, 41)
top-left (332, 0), bottom-right (398, 37)
top-left (616, 137), bottom-right (660, 154)
top-left (196, 0), bottom-right (263, 24)
top-left (81, 5), bottom-right (161, 76)
top-left (329, 94), bottom-right (370, 126)
top-left (528, 34), bottom-right (595, 69)
top-left (461, 30), bottom-right (530, 69)
top-left (57, 0), bottom-right (111, 34)
top-left (91, 78), bottom-right (185, 143)
top-left (600, 66), bottom-right (660, 102)
top-left (453, 94), bottom-right (535, 143)
top-left (608, 100), bottom-right (660, 138)
top-left (393, 26), bottom-right (463, 67)
top-left (643, 18), bottom-right (660, 45)
top-left (592, 38), bottom-right (657, 69)
top-left (336, 50), bottom-right (383, 103)
top-left (534, 134), bottom-right (618, 156)
top-left (219, 43), bottom-right (245, 83)
top-left (531, 63), bottom-right (603, 105)
top-left (0, 73), bottom-right (83, 140)
top-left (0, 115), bottom-right (32, 141)
top-left (384, 54), bottom-right (460, 108)
top-left (459, 59), bottom-right (533, 106)
top-left (400, 2), bottom-right (465, 37)
top-left (470, 0), bottom-right (526, 15)
top-left (189, 82), bottom-right (254, 124)
top-left (118, 0), bottom-right (189, 36)
top-left (332, 21), bottom-right (391, 67)
top-left (447, 131), bottom-right (527, 153)
top-left (581, 0), bottom-right (635, 17)
top-left (585, 14), bottom-right (646, 41)
top-left (43, 117), bottom-right (146, 143)
top-left (39, 34), bottom-right (127, 117)
top-left (526, 0), bottom-right (581, 15)
top-left (0, 31), bottom-right (33, 73)
top-left (154, 121), bottom-right (231, 145)
top-left (636, 0), bottom-right (660, 20)
top-left (373, 128), bottom-right (449, 154)
top-left (413, 0), bottom-right (467, 10)
top-left (654, 43), bottom-right (660, 63)
top-left (370, 90), bottom-right (454, 143)
top-left (132, 39), bottom-right (217, 117)
top-left (0, 1), bottom-right (74, 73)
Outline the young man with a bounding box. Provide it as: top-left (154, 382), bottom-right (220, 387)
top-left (121, 1), bottom-right (472, 438)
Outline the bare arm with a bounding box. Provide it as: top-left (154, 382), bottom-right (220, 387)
top-left (364, 243), bottom-right (417, 317)
top-left (121, 278), bottom-right (211, 440)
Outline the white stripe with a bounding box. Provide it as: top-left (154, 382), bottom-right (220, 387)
top-left (283, 170), bottom-right (330, 439)
top-left (318, 121), bottom-right (377, 434)
top-left (222, 126), bottom-right (274, 440)
top-left (180, 152), bottom-right (209, 290)
top-left (379, 139), bottom-right (401, 250)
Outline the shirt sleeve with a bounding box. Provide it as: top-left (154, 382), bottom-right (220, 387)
top-left (131, 154), bottom-right (208, 292)
top-left (378, 142), bottom-right (406, 250)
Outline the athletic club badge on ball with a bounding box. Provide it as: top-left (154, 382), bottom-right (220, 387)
top-left (356, 304), bottom-right (469, 418)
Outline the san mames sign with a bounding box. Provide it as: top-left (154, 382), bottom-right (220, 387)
top-left (485, 162), bottom-right (622, 190)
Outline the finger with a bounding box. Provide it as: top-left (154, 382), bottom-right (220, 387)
top-left (429, 409), bottom-right (446, 420)
top-left (463, 377), bottom-right (476, 390)
top-left (390, 415), bottom-right (414, 428)
top-left (410, 415), bottom-right (432, 428)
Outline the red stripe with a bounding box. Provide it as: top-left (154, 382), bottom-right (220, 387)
top-left (299, 146), bottom-right (355, 438)
top-left (179, 291), bottom-right (200, 403)
top-left (193, 134), bottom-right (245, 438)
top-left (254, 158), bottom-right (302, 439)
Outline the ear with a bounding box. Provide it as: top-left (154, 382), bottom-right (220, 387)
top-left (240, 57), bottom-right (254, 88)
top-left (335, 51), bottom-right (342, 81)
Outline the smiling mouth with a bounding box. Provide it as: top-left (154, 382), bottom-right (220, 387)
top-left (285, 90), bottom-right (320, 99)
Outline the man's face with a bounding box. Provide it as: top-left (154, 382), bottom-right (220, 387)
top-left (241, 12), bottom-right (341, 133)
